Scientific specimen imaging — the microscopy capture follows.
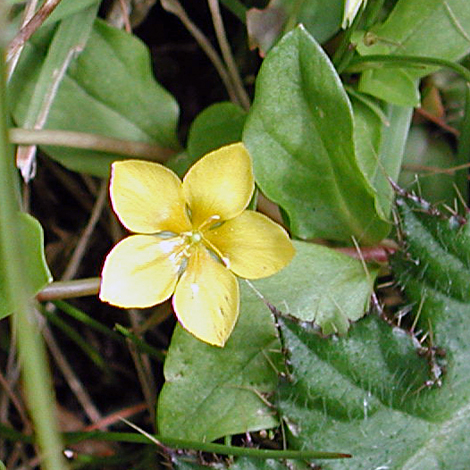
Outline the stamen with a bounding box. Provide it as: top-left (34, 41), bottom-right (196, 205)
top-left (198, 214), bottom-right (221, 232)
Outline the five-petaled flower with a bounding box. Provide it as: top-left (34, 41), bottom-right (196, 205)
top-left (99, 143), bottom-right (295, 346)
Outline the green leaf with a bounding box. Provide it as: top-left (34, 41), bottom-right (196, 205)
top-left (157, 283), bottom-right (282, 442)
top-left (276, 314), bottom-right (432, 469)
top-left (45, 0), bottom-right (100, 24)
top-left (359, 69), bottom-right (421, 108)
top-left (187, 102), bottom-right (246, 161)
top-left (276, 195), bottom-right (470, 469)
top-left (243, 26), bottom-right (389, 244)
top-left (357, 0), bottom-right (470, 105)
top-left (10, 19), bottom-right (179, 177)
top-left (172, 455), bottom-right (295, 470)
top-left (229, 457), bottom-right (295, 470)
top-left (12, 4), bottom-right (99, 179)
top-left (399, 126), bottom-right (459, 205)
top-left (167, 102), bottom-right (246, 177)
top-left (254, 241), bottom-right (378, 335)
top-left (0, 213), bottom-right (52, 319)
top-left (393, 195), bottom-right (470, 303)
top-left (351, 93), bottom-right (413, 218)
top-left (247, 0), bottom-right (343, 55)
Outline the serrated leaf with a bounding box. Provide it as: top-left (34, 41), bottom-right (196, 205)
top-left (276, 195), bottom-right (470, 469)
top-left (10, 19), bottom-right (179, 177)
top-left (157, 241), bottom-right (376, 443)
top-left (0, 213), bottom-right (52, 319)
top-left (243, 26), bottom-right (389, 244)
top-left (157, 283), bottom-right (282, 442)
top-left (254, 241), bottom-right (378, 335)
top-left (357, 0), bottom-right (470, 105)
top-left (394, 196), bottom-right (470, 302)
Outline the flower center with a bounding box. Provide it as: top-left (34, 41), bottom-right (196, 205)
top-left (189, 231), bottom-right (202, 244)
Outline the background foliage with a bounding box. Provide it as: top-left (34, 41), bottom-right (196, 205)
top-left (2, 0), bottom-right (470, 469)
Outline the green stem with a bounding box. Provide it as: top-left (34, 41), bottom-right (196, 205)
top-left (114, 324), bottom-right (166, 362)
top-left (53, 300), bottom-right (165, 361)
top-left (65, 431), bottom-right (351, 460)
top-left (9, 128), bottom-right (177, 162)
top-left (0, 423), bottom-right (351, 460)
top-left (347, 54), bottom-right (470, 84)
top-left (39, 305), bottom-right (108, 371)
top-left (53, 299), bottom-right (124, 343)
top-left (0, 6), bottom-right (67, 470)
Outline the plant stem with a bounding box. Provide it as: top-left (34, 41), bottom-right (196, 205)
top-left (6, 0), bottom-right (63, 64)
top-left (65, 431), bottom-right (352, 460)
top-left (36, 277), bottom-right (100, 302)
top-left (347, 54), bottom-right (470, 84)
top-left (10, 128), bottom-right (177, 161)
top-left (208, 0), bottom-right (250, 110)
top-left (0, 3), bottom-right (67, 469)
top-left (160, 0), bottom-right (241, 105)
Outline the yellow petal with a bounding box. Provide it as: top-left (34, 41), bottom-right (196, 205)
top-left (182, 143), bottom-right (254, 227)
top-left (100, 234), bottom-right (185, 308)
top-left (204, 210), bottom-right (295, 279)
top-left (110, 160), bottom-right (191, 234)
top-left (173, 244), bottom-right (239, 347)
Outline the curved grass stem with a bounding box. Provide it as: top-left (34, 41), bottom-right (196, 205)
top-left (347, 54), bottom-right (470, 84)
top-left (0, 4), bottom-right (67, 468)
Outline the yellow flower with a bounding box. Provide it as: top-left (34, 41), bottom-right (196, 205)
top-left (99, 143), bottom-right (295, 347)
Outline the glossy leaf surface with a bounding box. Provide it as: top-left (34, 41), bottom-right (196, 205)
top-left (254, 241), bottom-right (378, 335)
top-left (244, 26), bottom-right (389, 244)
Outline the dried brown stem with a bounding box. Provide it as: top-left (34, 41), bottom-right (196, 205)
top-left (6, 0), bottom-right (64, 64)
